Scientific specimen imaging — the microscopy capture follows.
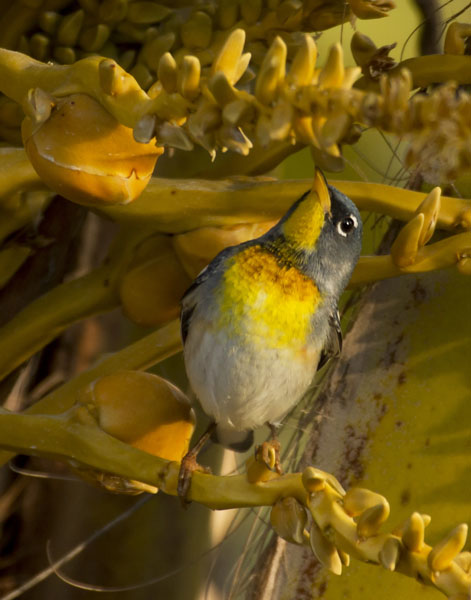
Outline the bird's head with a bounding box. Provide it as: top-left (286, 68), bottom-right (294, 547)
top-left (270, 168), bottom-right (363, 298)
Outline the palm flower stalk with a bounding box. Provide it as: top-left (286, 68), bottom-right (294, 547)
top-left (0, 2), bottom-right (470, 598)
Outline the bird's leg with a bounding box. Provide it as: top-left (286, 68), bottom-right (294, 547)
top-left (255, 423), bottom-right (283, 475)
top-left (178, 421), bottom-right (216, 506)
top-left (268, 423), bottom-right (283, 474)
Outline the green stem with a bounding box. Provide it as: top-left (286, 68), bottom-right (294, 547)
top-left (99, 177), bottom-right (471, 232)
top-left (0, 407), bottom-right (465, 597)
top-left (0, 190), bottom-right (51, 244)
top-left (0, 319), bottom-right (182, 466)
top-left (0, 147), bottom-right (42, 201)
top-left (0, 264), bottom-right (120, 380)
top-left (0, 226), bottom-right (154, 380)
top-left (0, 406), bottom-right (301, 509)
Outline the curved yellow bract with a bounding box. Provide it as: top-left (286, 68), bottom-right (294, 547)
top-left (22, 93), bottom-right (162, 206)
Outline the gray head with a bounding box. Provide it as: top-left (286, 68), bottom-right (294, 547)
top-left (261, 173), bottom-right (362, 300)
top-left (308, 184), bottom-right (363, 298)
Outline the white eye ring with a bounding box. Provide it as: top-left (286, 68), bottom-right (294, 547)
top-left (337, 214), bottom-right (358, 237)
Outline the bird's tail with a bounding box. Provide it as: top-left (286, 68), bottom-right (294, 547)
top-left (212, 426), bottom-right (254, 452)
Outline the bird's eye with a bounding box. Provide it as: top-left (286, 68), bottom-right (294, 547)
top-left (337, 215), bottom-right (358, 237)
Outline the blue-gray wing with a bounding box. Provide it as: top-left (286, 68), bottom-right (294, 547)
top-left (180, 244), bottom-right (242, 344)
top-left (180, 267), bottom-right (209, 344)
top-left (318, 309), bottom-right (342, 370)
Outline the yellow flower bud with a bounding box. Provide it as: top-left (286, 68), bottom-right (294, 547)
top-left (444, 23), bottom-right (471, 55)
top-left (39, 10), bottom-right (61, 35)
top-left (343, 486), bottom-right (389, 516)
top-left (126, 2), bottom-right (171, 25)
top-left (349, 0), bottom-right (395, 19)
top-left (454, 551), bottom-right (471, 573)
top-left (302, 466), bottom-right (326, 493)
top-left (351, 31), bottom-right (378, 67)
top-left (119, 235), bottom-right (192, 327)
top-left (158, 52), bottom-right (178, 94)
top-left (379, 537), bottom-right (401, 571)
top-left (401, 512), bottom-right (425, 552)
top-left (318, 43), bottom-right (345, 89)
top-left (53, 46), bottom-right (77, 65)
top-left (79, 24), bottom-right (110, 52)
top-left (255, 36), bottom-right (287, 105)
top-left (29, 33), bottom-right (51, 63)
top-left (180, 11), bottom-right (213, 50)
top-left (414, 186), bottom-right (441, 246)
top-left (428, 524), bottom-right (468, 572)
top-left (309, 520), bottom-right (342, 575)
top-left (56, 9), bottom-right (84, 47)
top-left (79, 370), bottom-right (195, 462)
top-left (22, 93), bottom-right (162, 207)
top-left (356, 502), bottom-right (390, 539)
top-left (270, 497), bottom-right (307, 544)
top-left (179, 55), bottom-right (201, 100)
top-left (240, 0), bottom-right (262, 24)
top-left (390, 213), bottom-right (424, 268)
top-left (140, 31), bottom-right (176, 72)
top-left (212, 29), bottom-right (246, 84)
top-left (129, 62), bottom-right (154, 90)
top-left (173, 222), bottom-right (277, 279)
top-left (217, 0), bottom-right (239, 30)
top-left (288, 34), bottom-right (317, 87)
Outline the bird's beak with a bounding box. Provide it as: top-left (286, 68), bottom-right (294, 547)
top-left (313, 168), bottom-right (331, 214)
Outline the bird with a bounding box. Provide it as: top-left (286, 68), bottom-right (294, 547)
top-left (178, 168), bottom-right (362, 500)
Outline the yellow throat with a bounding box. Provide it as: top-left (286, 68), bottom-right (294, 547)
top-left (283, 168), bottom-right (330, 251)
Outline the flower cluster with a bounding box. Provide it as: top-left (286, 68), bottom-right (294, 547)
top-left (270, 466), bottom-right (471, 599)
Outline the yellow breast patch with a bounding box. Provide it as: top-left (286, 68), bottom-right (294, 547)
top-left (217, 246), bottom-right (321, 348)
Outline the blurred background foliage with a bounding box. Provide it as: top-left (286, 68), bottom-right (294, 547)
top-left (0, 1), bottom-right (471, 599)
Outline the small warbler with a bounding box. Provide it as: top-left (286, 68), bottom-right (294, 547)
top-left (179, 169), bottom-right (362, 498)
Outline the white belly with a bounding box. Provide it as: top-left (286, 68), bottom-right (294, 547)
top-left (184, 320), bottom-right (320, 432)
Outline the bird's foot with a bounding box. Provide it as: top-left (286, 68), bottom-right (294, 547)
top-left (178, 452), bottom-right (211, 507)
top-left (177, 421), bottom-right (216, 507)
top-left (255, 439), bottom-right (283, 475)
